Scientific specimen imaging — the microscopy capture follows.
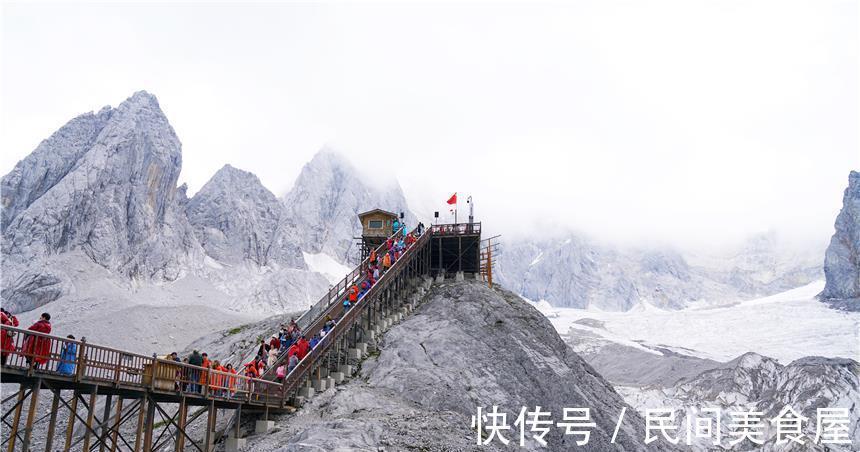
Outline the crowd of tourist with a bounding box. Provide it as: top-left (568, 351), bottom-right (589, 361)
top-left (0, 222), bottom-right (426, 400)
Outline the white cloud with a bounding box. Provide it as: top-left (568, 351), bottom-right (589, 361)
top-left (1, 1), bottom-right (856, 249)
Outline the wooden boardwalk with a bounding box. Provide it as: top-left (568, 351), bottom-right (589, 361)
top-left (1, 223), bottom-right (481, 452)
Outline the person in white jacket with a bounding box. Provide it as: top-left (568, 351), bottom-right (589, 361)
top-left (267, 346), bottom-right (279, 368)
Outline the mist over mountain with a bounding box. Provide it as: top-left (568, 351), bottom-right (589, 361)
top-left (0, 90), bottom-right (837, 330)
top-left (281, 148), bottom-right (416, 264)
top-left (0, 91), bottom-right (854, 451)
top-left (496, 230), bottom-right (823, 310)
top-left (0, 91), bottom-right (420, 327)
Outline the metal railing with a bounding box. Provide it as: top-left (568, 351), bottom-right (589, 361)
top-left (219, 224), bottom-right (432, 433)
top-left (232, 224), bottom-right (416, 369)
top-left (429, 222), bottom-right (481, 236)
top-left (279, 229), bottom-right (433, 396)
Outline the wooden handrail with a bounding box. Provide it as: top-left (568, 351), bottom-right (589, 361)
top-left (0, 325), bottom-right (283, 404)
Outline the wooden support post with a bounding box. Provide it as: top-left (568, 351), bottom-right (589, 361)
top-left (22, 380), bottom-right (42, 452)
top-left (99, 393), bottom-right (113, 452)
top-left (203, 367), bottom-right (210, 398)
top-left (234, 405), bottom-right (241, 438)
top-left (437, 237), bottom-right (442, 276)
top-left (204, 409), bottom-right (212, 452)
top-left (110, 397), bottom-right (123, 452)
top-left (82, 387), bottom-right (98, 452)
top-left (487, 237), bottom-right (493, 288)
top-left (133, 398), bottom-right (146, 452)
top-left (44, 389), bottom-right (61, 452)
top-left (204, 401), bottom-right (214, 452)
top-left (7, 388), bottom-right (25, 452)
top-left (174, 397), bottom-right (187, 452)
top-left (75, 338), bottom-right (88, 383)
top-left (458, 236), bottom-right (462, 272)
top-left (142, 396), bottom-right (155, 452)
top-left (63, 390), bottom-right (80, 452)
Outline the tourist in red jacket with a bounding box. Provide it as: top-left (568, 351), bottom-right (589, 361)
top-left (23, 313), bottom-right (52, 368)
top-left (296, 336), bottom-right (310, 360)
top-left (1, 308), bottom-right (19, 365)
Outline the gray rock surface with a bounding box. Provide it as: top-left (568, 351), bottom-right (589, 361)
top-left (239, 280), bottom-right (675, 451)
top-left (186, 164), bottom-right (305, 268)
top-left (497, 236), bottom-right (720, 310)
top-left (281, 148), bottom-right (416, 264)
top-left (1, 91), bottom-right (203, 311)
top-left (564, 327), bottom-right (725, 388)
top-left (498, 231), bottom-right (822, 310)
top-left (0, 92), bottom-right (331, 318)
top-left (619, 352), bottom-right (860, 451)
top-left (821, 170), bottom-right (860, 309)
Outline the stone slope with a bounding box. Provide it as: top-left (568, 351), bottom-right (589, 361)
top-left (239, 280), bottom-right (672, 451)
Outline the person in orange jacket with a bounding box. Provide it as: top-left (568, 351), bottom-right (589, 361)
top-left (226, 364), bottom-right (237, 396)
top-left (210, 360), bottom-right (222, 396)
top-left (382, 252), bottom-right (391, 271)
top-left (244, 358), bottom-right (260, 396)
top-left (349, 285), bottom-right (358, 304)
top-left (244, 358), bottom-right (259, 378)
top-left (200, 353), bottom-right (211, 388)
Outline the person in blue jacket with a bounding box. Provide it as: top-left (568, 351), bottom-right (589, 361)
top-left (56, 335), bottom-right (77, 375)
top-left (392, 218), bottom-right (401, 235)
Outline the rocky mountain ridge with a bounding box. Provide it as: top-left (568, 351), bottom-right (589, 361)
top-left (820, 170), bottom-right (860, 310)
top-left (497, 231), bottom-right (823, 310)
top-left (281, 148), bottom-right (416, 264)
top-left (618, 352), bottom-right (859, 451)
top-left (0, 91), bottom-right (409, 319)
top-left (0, 90), bottom-right (838, 321)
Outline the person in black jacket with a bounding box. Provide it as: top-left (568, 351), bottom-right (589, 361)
top-left (188, 350), bottom-right (203, 393)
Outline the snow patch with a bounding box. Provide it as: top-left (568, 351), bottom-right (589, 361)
top-left (529, 251), bottom-right (544, 267)
top-left (203, 255), bottom-right (224, 270)
top-left (536, 280), bottom-right (860, 363)
top-left (303, 252), bottom-right (351, 285)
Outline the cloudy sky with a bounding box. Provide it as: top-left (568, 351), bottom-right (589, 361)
top-left (1, 1), bottom-right (856, 248)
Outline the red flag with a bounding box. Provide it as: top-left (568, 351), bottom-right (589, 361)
top-left (446, 193), bottom-right (457, 205)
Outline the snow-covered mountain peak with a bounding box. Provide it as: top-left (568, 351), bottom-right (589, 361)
top-left (1, 91), bottom-right (327, 316)
top-left (728, 352), bottom-right (779, 371)
top-left (1, 90), bottom-right (201, 312)
top-left (186, 162), bottom-right (304, 269)
top-left (281, 148), bottom-right (415, 263)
